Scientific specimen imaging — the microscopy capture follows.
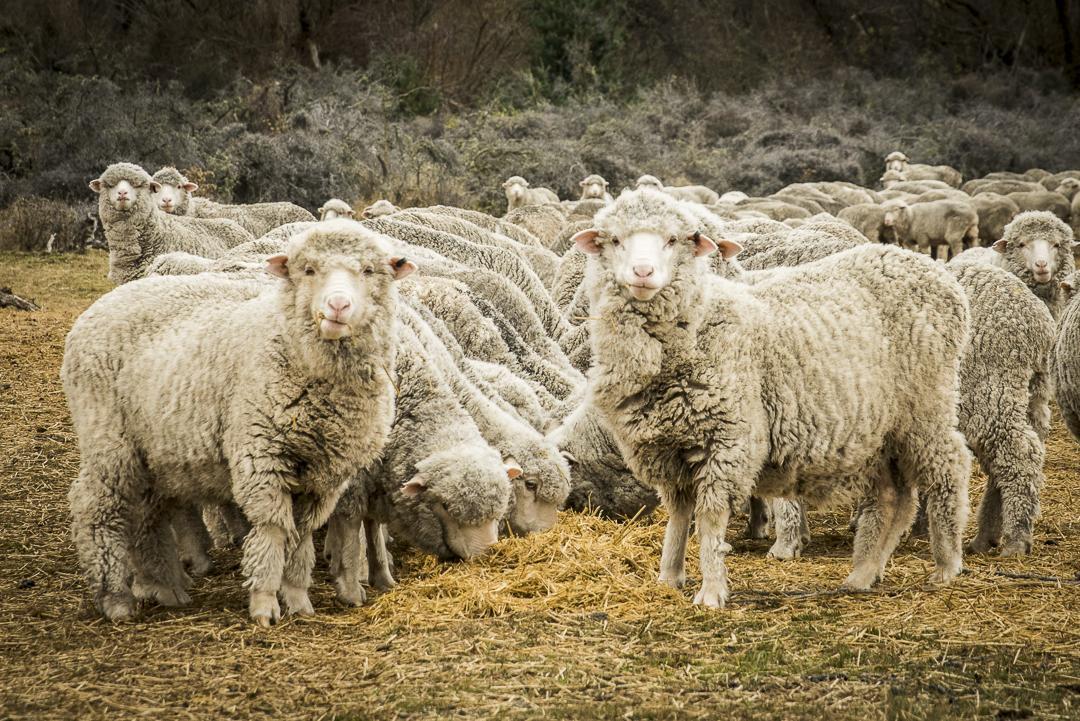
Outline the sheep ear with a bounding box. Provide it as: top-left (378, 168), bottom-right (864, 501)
top-left (401, 477), bottom-right (426, 497)
top-left (89, 179), bottom-right (103, 192)
top-left (181, 182), bottom-right (198, 192)
top-left (389, 257), bottom-right (417, 280)
top-left (149, 181), bottom-right (161, 193)
top-left (693, 232), bottom-right (720, 257)
top-left (713, 238), bottom-right (741, 259)
top-left (992, 239), bottom-right (1008, 254)
top-left (266, 254), bottom-right (290, 278)
top-left (579, 180), bottom-right (587, 186)
top-left (345, 209), bottom-right (356, 217)
top-left (503, 455), bottom-right (522, 480)
top-left (573, 229), bottom-right (602, 255)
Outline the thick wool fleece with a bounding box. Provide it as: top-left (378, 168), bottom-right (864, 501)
top-left (585, 189), bottom-right (971, 606)
top-left (503, 204), bottom-right (569, 249)
top-left (326, 320), bottom-right (510, 604)
top-left (63, 224), bottom-right (400, 624)
top-left (94, 163), bottom-right (253, 284)
top-left (995, 211), bottom-right (1076, 318)
top-left (949, 262), bottom-right (1055, 557)
top-left (422, 204), bottom-right (545, 247)
top-left (1053, 280), bottom-right (1080, 443)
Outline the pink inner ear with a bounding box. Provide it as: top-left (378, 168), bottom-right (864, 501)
top-left (693, 232), bottom-right (720, 257)
top-left (715, 239), bottom-right (742, 259)
top-left (89, 180), bottom-right (102, 192)
top-left (149, 181), bottom-right (161, 193)
top-left (572, 229), bottom-right (602, 255)
top-left (992, 239), bottom-right (1008, 254)
top-left (389, 258), bottom-right (417, 280)
top-left (182, 182), bottom-right (198, 192)
top-left (266, 254), bottom-right (289, 278)
top-left (505, 465), bottom-right (523, 480)
top-left (400, 479), bottom-right (425, 497)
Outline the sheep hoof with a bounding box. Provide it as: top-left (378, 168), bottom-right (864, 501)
top-left (926, 567), bottom-right (961, 588)
top-left (657, 572), bottom-right (687, 590)
top-left (334, 579), bottom-right (367, 607)
top-left (840, 569), bottom-right (879, 592)
top-left (183, 554), bottom-right (212, 578)
top-left (692, 582), bottom-right (728, 609)
top-left (132, 579), bottom-right (190, 607)
top-left (370, 571), bottom-right (397, 591)
top-left (998, 539), bottom-right (1032, 558)
top-left (282, 584), bottom-right (315, 616)
top-left (250, 591), bottom-right (280, 626)
top-left (965, 537), bottom-right (998, 555)
top-left (100, 592), bottom-right (136, 621)
top-left (766, 541), bottom-right (801, 561)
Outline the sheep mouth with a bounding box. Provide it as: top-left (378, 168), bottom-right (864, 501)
top-left (627, 283), bottom-right (661, 301)
top-left (316, 316), bottom-right (353, 339)
top-left (1033, 270), bottom-right (1053, 283)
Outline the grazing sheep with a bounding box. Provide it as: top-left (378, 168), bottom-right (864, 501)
top-left (575, 189), bottom-right (970, 607)
top-left (635, 174), bottom-right (720, 205)
top-left (361, 200), bottom-right (401, 219)
top-left (324, 319), bottom-right (512, 604)
top-left (1025, 168), bottom-right (1052, 181)
top-left (970, 192), bottom-right (1020, 245)
top-left (884, 152), bottom-right (962, 187)
top-left (152, 166), bottom-right (314, 235)
top-left (954, 211), bottom-right (1077, 318)
top-left (564, 198), bottom-right (607, 220)
top-left (1007, 191), bottom-right (1071, 221)
top-left (881, 175), bottom-right (954, 194)
top-left (503, 176), bottom-right (560, 212)
top-left (92, 163), bottom-right (254, 284)
top-left (470, 359), bottom-right (550, 432)
top-left (318, 198), bottom-right (355, 220)
top-left (63, 220), bottom-right (413, 624)
top-left (579, 174), bottom-right (613, 202)
top-left (1052, 275), bottom-right (1080, 444)
top-left (947, 262), bottom-right (1055, 557)
top-left (910, 189), bottom-right (972, 204)
top-left (838, 203), bottom-right (891, 244)
top-left (882, 199), bottom-right (979, 260)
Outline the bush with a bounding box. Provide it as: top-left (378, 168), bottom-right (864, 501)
top-left (0, 197), bottom-right (96, 253)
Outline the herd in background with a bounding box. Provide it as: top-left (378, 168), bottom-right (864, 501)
top-left (58, 149), bottom-right (1080, 623)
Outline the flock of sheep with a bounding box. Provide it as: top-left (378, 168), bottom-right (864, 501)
top-left (60, 153), bottom-right (1080, 624)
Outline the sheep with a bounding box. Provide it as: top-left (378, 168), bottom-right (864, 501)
top-left (564, 198), bottom-right (607, 220)
top-left (947, 262), bottom-right (1056, 557)
top-left (1039, 170), bottom-right (1080, 192)
top-left (579, 174), bottom-right (613, 202)
top-left (63, 220), bottom-right (413, 624)
top-left (969, 192), bottom-right (1020, 245)
top-left (773, 185), bottom-right (843, 214)
top-left (152, 166), bottom-right (315, 235)
top-left (469, 359), bottom-right (550, 432)
top-left (1055, 177), bottom-right (1080, 202)
top-left (503, 176), bottom-right (560, 212)
top-left (1025, 168), bottom-right (1052, 182)
top-left (422, 204), bottom-right (545, 247)
top-left (734, 198), bottom-right (812, 222)
top-left (92, 163), bottom-right (254, 284)
top-left (318, 198), bottom-right (355, 220)
top-left (880, 173), bottom-right (953, 194)
top-left (838, 204), bottom-right (891, 244)
top-left (503, 203), bottom-right (570, 249)
top-left (324, 318), bottom-right (512, 604)
top-left (635, 174), bottom-right (720, 205)
top-left (1072, 192), bottom-right (1080, 243)
top-left (882, 198), bottom-right (979, 260)
top-left (719, 191), bottom-right (749, 203)
top-left (883, 152), bottom-right (962, 187)
top-left (964, 178), bottom-right (1044, 196)
top-left (1052, 274), bottom-right (1080, 445)
top-left (362, 200), bottom-right (401, 219)
top-left (910, 189), bottom-right (972, 204)
top-left (1007, 190), bottom-right (1071, 221)
top-left (574, 188), bottom-right (970, 607)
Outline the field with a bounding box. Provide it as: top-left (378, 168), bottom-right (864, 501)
top-left (1, 251), bottom-right (1079, 720)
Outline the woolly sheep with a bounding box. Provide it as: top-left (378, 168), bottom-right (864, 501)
top-left (579, 174), bottom-right (613, 202)
top-left (947, 262), bottom-right (1055, 557)
top-left (910, 189), bottom-right (971, 204)
top-left (719, 191), bottom-right (749, 203)
top-left (152, 166), bottom-right (315, 235)
top-left (1052, 275), bottom-right (1080, 444)
top-left (92, 163), bottom-right (254, 284)
top-left (573, 188), bottom-right (970, 607)
top-left (735, 198), bottom-right (811, 222)
top-left (63, 220), bottom-right (414, 624)
top-left (470, 359), bottom-right (550, 432)
top-left (318, 198), bottom-right (355, 220)
top-left (361, 200), bottom-right (401, 219)
top-left (564, 198), bottom-right (607, 220)
top-left (769, 189), bottom-right (829, 216)
top-left (882, 198), bottom-right (979, 260)
top-left (422, 204), bottom-right (545, 247)
top-left (1053, 177), bottom-right (1080, 202)
top-left (635, 174), bottom-right (720, 205)
top-left (504, 204), bottom-right (570, 250)
top-left (1038, 170), bottom-right (1080, 192)
top-left (838, 203), bottom-right (892, 244)
top-left (1007, 190), bottom-right (1071, 221)
top-left (503, 176), bottom-right (560, 213)
top-left (324, 318), bottom-right (512, 604)
top-left (1024, 168), bottom-right (1052, 181)
top-left (954, 211), bottom-right (1077, 319)
top-left (883, 152), bottom-right (962, 187)
top-left (969, 192), bottom-right (1020, 244)
top-left (964, 178), bottom-right (1044, 196)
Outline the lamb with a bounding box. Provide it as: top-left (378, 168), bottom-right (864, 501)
top-left (882, 198), bottom-right (979, 260)
top-left (361, 200), bottom-right (401, 219)
top-left (318, 198), bottom-right (355, 220)
top-left (151, 166), bottom-right (315, 235)
top-left (63, 220), bottom-right (413, 624)
top-left (953, 211), bottom-right (1076, 318)
top-left (574, 188), bottom-right (970, 607)
top-left (1007, 190), bottom-right (1071, 221)
top-left (579, 174), bottom-right (613, 202)
top-left (324, 318), bottom-right (512, 604)
top-left (635, 174), bottom-right (721, 205)
top-left (502, 176), bottom-right (560, 212)
top-left (92, 163), bottom-right (254, 284)
top-left (883, 152), bottom-right (962, 187)
top-left (969, 192), bottom-right (1020, 244)
top-left (947, 262), bottom-right (1056, 557)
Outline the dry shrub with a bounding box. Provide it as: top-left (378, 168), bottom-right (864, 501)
top-left (0, 196), bottom-right (95, 252)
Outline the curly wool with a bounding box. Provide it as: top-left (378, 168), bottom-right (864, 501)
top-left (63, 223), bottom-right (401, 621)
top-left (998, 211), bottom-right (1075, 318)
top-left (1053, 277), bottom-right (1080, 443)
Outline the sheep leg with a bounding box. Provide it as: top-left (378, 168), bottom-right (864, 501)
top-left (281, 494), bottom-right (341, 617)
top-left (907, 429), bottom-right (970, 586)
top-left (69, 443), bottom-right (144, 621)
top-left (966, 474), bottom-right (1003, 554)
top-left (799, 501), bottom-right (811, 545)
top-left (767, 498), bottom-right (805, 561)
top-left (746, 496), bottom-right (769, 540)
top-left (693, 500), bottom-right (731, 609)
top-left (843, 462), bottom-right (916, 590)
top-left (235, 479), bottom-right (295, 626)
top-left (202, 502), bottom-right (250, 549)
top-left (324, 512), bottom-right (367, 605)
top-left (365, 521), bottom-right (396, 591)
top-left (170, 504), bottom-right (212, 577)
top-left (1028, 374), bottom-right (1052, 443)
top-left (131, 498), bottom-right (192, 608)
top-left (657, 490), bottom-right (693, 589)
top-left (979, 428), bottom-right (1044, 557)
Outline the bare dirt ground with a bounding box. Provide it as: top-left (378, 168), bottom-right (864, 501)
top-left (1, 250), bottom-right (1078, 720)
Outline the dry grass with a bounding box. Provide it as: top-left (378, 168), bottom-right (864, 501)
top-left (1, 250), bottom-right (1079, 720)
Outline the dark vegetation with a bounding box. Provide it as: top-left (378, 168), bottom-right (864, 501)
top-left (4, 0), bottom-right (1080, 250)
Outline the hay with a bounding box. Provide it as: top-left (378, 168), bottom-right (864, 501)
top-left (1, 251), bottom-right (1078, 720)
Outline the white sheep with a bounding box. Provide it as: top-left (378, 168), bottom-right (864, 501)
top-left (635, 174), bottom-right (720, 205)
top-left (502, 176), bottom-right (560, 213)
top-left (63, 220), bottom-right (414, 625)
top-left (361, 200), bottom-right (400, 219)
top-left (579, 174), bottom-right (614, 202)
top-left (574, 189), bottom-right (970, 607)
top-left (1052, 274), bottom-right (1080, 447)
top-left (883, 152), bottom-right (962, 187)
top-left (881, 198), bottom-right (979, 260)
top-left (318, 198), bottom-right (355, 220)
top-left (92, 163), bottom-right (254, 284)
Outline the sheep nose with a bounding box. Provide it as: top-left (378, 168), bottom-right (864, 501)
top-left (633, 265), bottom-right (655, 278)
top-left (1035, 260), bottom-right (1048, 268)
top-left (326, 294), bottom-right (352, 314)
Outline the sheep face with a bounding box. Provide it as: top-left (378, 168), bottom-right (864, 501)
top-left (361, 200), bottom-right (398, 219)
top-left (502, 176), bottom-right (529, 204)
top-left (394, 443), bottom-right (511, 560)
top-left (635, 174), bottom-right (663, 190)
top-left (579, 175), bottom-right (609, 200)
top-left (996, 211), bottom-right (1075, 286)
top-left (507, 473), bottom-right (559, 535)
top-left (884, 152), bottom-right (909, 173)
top-left (267, 220), bottom-right (416, 341)
top-left (153, 181), bottom-right (197, 214)
top-left (574, 226), bottom-right (717, 301)
top-left (90, 164), bottom-right (157, 215)
top-left (318, 199), bottom-right (355, 221)
top-left (1056, 178), bottom-right (1080, 201)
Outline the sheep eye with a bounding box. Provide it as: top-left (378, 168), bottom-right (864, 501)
top-left (667, 237), bottom-right (677, 246)
top-left (304, 266), bottom-right (315, 276)
top-left (610, 237), bottom-right (620, 246)
top-left (363, 266), bottom-right (374, 275)
top-left (524, 479), bottom-right (538, 492)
